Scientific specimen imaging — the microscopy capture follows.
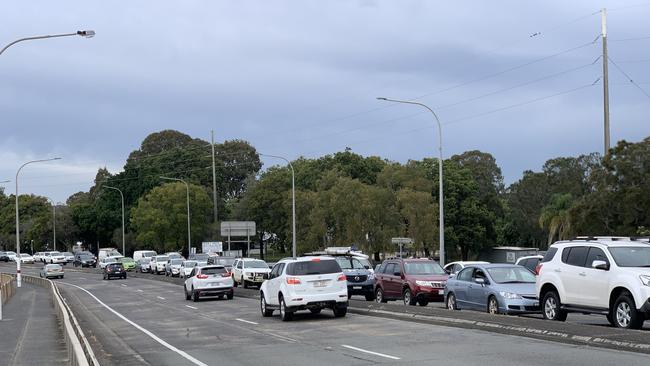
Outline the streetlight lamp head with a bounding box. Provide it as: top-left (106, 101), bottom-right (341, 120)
top-left (53, 157), bottom-right (62, 160)
top-left (376, 97), bottom-right (387, 100)
top-left (77, 30), bottom-right (96, 38)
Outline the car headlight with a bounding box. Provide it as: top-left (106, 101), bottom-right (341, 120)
top-left (499, 291), bottom-right (522, 300)
top-left (367, 273), bottom-right (374, 280)
top-left (415, 280), bottom-right (432, 287)
top-left (640, 275), bottom-right (650, 286)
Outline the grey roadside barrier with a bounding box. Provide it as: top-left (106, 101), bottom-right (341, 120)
top-left (1, 273), bottom-right (17, 320)
top-left (2, 273), bottom-right (99, 366)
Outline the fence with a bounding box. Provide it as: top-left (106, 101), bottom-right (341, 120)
top-left (0, 273), bottom-right (16, 306)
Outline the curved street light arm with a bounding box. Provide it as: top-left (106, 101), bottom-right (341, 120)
top-left (260, 153), bottom-right (297, 258)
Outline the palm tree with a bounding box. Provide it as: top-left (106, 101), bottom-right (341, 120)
top-left (539, 193), bottom-right (574, 245)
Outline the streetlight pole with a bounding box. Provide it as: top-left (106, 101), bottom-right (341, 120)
top-left (377, 97), bottom-right (445, 266)
top-left (15, 158), bottom-right (61, 287)
top-left (260, 154), bottom-right (296, 258)
top-left (103, 186), bottom-right (125, 256)
top-left (1, 30), bottom-right (95, 56)
top-left (47, 198), bottom-right (57, 251)
top-left (160, 177), bottom-right (191, 257)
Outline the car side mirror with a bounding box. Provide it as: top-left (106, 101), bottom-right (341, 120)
top-left (474, 278), bottom-right (486, 285)
top-left (364, 265), bottom-right (370, 269)
top-left (592, 260), bottom-right (609, 271)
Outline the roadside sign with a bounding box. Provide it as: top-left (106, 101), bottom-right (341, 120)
top-left (202, 241), bottom-right (223, 253)
top-left (220, 221), bottom-right (256, 237)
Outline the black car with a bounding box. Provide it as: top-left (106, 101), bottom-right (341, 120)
top-left (0, 251), bottom-right (9, 262)
top-left (74, 252), bottom-right (97, 268)
top-left (103, 262), bottom-right (127, 280)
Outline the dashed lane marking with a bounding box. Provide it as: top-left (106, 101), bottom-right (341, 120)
top-left (341, 345), bottom-right (401, 360)
top-left (157, 296), bottom-right (166, 300)
top-left (235, 318), bottom-right (259, 325)
top-left (185, 305), bottom-right (198, 310)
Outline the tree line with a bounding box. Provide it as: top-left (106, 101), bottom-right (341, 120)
top-left (2, 130), bottom-right (649, 260)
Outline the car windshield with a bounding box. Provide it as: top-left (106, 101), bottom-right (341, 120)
top-left (79, 253), bottom-right (94, 258)
top-left (215, 258), bottom-right (235, 266)
top-left (50, 251), bottom-right (61, 255)
top-left (46, 264), bottom-right (61, 269)
top-left (486, 267), bottom-right (537, 283)
top-left (608, 247), bottom-right (650, 267)
top-left (286, 259), bottom-right (341, 275)
top-left (192, 254), bottom-right (209, 260)
top-left (119, 257), bottom-right (135, 263)
top-left (202, 267), bottom-right (227, 275)
top-left (156, 256), bottom-right (169, 262)
top-left (404, 261), bottom-right (445, 275)
top-left (335, 257), bottom-right (366, 270)
top-left (170, 259), bottom-right (183, 265)
top-left (184, 261), bottom-right (197, 267)
top-left (246, 260), bottom-right (268, 268)
top-left (141, 258), bottom-right (151, 263)
top-left (168, 253), bottom-right (181, 258)
top-left (63, 252), bottom-right (73, 256)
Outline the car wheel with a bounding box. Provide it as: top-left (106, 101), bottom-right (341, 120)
top-left (333, 305), bottom-right (347, 318)
top-left (403, 288), bottom-right (416, 306)
top-left (232, 275), bottom-right (238, 287)
top-left (243, 278), bottom-right (248, 289)
top-left (447, 293), bottom-right (458, 310)
top-left (418, 299), bottom-right (429, 307)
top-left (279, 295), bottom-right (293, 321)
top-left (184, 286), bottom-right (191, 300)
top-left (365, 293), bottom-right (375, 302)
top-left (123, 274), bottom-right (127, 279)
top-left (542, 291), bottom-right (568, 321)
top-left (375, 288), bottom-right (387, 303)
top-left (227, 290), bottom-right (234, 300)
top-left (39, 273), bottom-right (43, 278)
top-left (613, 293), bottom-right (643, 329)
top-left (309, 308), bottom-right (322, 314)
top-left (102, 274), bottom-right (106, 280)
top-left (261, 293), bottom-right (273, 317)
top-left (192, 287), bottom-right (200, 302)
top-left (487, 296), bottom-right (499, 315)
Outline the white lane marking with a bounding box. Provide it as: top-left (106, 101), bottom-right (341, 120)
top-left (78, 277), bottom-right (87, 280)
top-left (341, 345), bottom-right (401, 360)
top-left (121, 284), bottom-right (127, 287)
top-left (157, 296), bottom-right (165, 300)
top-left (185, 305), bottom-right (198, 310)
top-left (235, 318), bottom-right (259, 325)
top-left (137, 289), bottom-right (144, 292)
top-left (265, 332), bottom-right (298, 343)
top-left (61, 283), bottom-right (208, 366)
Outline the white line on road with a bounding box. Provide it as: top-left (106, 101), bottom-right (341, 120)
top-left (121, 284), bottom-right (127, 287)
top-left (341, 345), bottom-right (401, 360)
top-left (235, 318), bottom-right (259, 325)
top-left (185, 305), bottom-right (198, 310)
top-left (137, 289), bottom-right (144, 292)
top-left (157, 296), bottom-right (165, 300)
top-left (60, 283), bottom-right (208, 366)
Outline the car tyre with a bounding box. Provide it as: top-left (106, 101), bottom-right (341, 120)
top-left (309, 308), bottom-right (321, 314)
top-left (260, 293), bottom-right (273, 317)
top-left (333, 305), bottom-right (347, 318)
top-left (279, 295), bottom-right (293, 321)
top-left (243, 278), bottom-right (248, 289)
top-left (227, 290), bottom-right (234, 300)
top-left (192, 287), bottom-right (200, 302)
top-left (418, 299), bottom-right (429, 307)
top-left (613, 293), bottom-right (643, 329)
top-left (184, 286), bottom-right (191, 300)
top-left (123, 274), bottom-right (127, 279)
top-left (232, 275), bottom-right (238, 287)
top-left (542, 291), bottom-right (568, 321)
top-left (403, 288), bottom-right (416, 306)
top-left (375, 288), bottom-right (387, 303)
top-left (447, 293), bottom-right (458, 310)
top-left (487, 296), bottom-right (499, 315)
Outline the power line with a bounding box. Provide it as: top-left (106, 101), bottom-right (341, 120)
top-left (607, 56), bottom-right (650, 99)
top-left (610, 36), bottom-right (650, 42)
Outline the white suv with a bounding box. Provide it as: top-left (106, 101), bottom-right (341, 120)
top-left (232, 258), bottom-right (271, 288)
top-left (184, 265), bottom-right (234, 302)
top-left (260, 256), bottom-right (348, 321)
top-left (536, 237), bottom-right (650, 329)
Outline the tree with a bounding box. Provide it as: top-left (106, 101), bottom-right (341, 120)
top-left (131, 182), bottom-right (212, 254)
top-left (539, 193), bottom-right (574, 244)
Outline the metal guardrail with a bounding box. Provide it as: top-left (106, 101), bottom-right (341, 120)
top-left (0, 273), bottom-right (16, 306)
top-left (2, 273), bottom-right (99, 366)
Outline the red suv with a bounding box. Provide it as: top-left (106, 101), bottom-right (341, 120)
top-left (374, 258), bottom-right (448, 306)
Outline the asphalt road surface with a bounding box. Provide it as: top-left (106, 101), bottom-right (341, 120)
top-left (3, 262), bottom-right (649, 365)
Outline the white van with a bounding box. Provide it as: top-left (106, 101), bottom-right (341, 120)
top-left (98, 248), bottom-right (122, 261)
top-left (133, 250), bottom-right (157, 262)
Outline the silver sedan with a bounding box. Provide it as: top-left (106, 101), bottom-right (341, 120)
top-left (40, 264), bottom-right (64, 279)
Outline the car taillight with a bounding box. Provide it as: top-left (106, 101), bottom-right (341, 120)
top-left (535, 263), bottom-right (542, 275)
top-left (196, 274), bottom-right (209, 279)
top-left (337, 274), bottom-right (346, 281)
top-left (286, 277), bottom-right (301, 285)
top-left (311, 258), bottom-right (321, 262)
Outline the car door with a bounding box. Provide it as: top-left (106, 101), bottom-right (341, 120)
top-left (453, 268), bottom-right (474, 307)
top-left (185, 268), bottom-right (196, 291)
top-left (266, 263), bottom-right (284, 305)
top-left (468, 269), bottom-right (491, 309)
top-left (580, 246), bottom-right (611, 308)
top-left (561, 246), bottom-right (589, 305)
top-left (382, 263), bottom-right (400, 298)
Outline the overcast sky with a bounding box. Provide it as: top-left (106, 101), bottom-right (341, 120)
top-left (2, 0), bottom-right (650, 202)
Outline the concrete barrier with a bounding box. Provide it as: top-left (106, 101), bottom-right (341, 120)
top-left (5, 273), bottom-right (98, 366)
top-left (0, 273), bottom-right (16, 305)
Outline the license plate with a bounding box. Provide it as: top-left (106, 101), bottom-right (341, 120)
top-left (353, 286), bottom-right (362, 290)
top-left (533, 302), bottom-right (539, 306)
top-left (255, 277), bottom-right (262, 281)
top-left (438, 290), bottom-right (444, 295)
top-left (313, 281), bottom-right (327, 287)
top-left (209, 282), bottom-right (220, 287)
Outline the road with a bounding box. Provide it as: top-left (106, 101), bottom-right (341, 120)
top-left (2, 262), bottom-right (650, 365)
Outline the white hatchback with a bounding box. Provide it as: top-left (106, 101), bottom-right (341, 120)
top-left (260, 256), bottom-right (348, 321)
top-left (184, 265), bottom-right (234, 302)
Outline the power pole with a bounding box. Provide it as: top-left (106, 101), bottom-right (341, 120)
top-left (211, 130), bottom-right (218, 223)
top-left (602, 8), bottom-right (610, 156)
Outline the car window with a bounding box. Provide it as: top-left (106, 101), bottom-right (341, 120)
top-left (487, 267), bottom-right (536, 283)
top-left (457, 267), bottom-right (474, 281)
top-left (286, 259), bottom-right (341, 275)
top-left (246, 260), bottom-right (268, 269)
top-left (585, 247), bottom-right (609, 267)
top-left (335, 257), bottom-right (366, 270)
top-left (237, 261), bottom-right (243, 269)
top-left (189, 268), bottom-right (196, 277)
top-left (453, 264), bottom-right (462, 273)
top-left (384, 263), bottom-right (396, 275)
top-left (565, 246), bottom-right (589, 267)
top-left (473, 269), bottom-right (487, 279)
top-left (542, 247), bottom-right (558, 263)
top-left (404, 261), bottom-right (445, 275)
top-left (202, 267), bottom-right (227, 275)
top-left (524, 258), bottom-right (539, 271)
top-left (608, 246), bottom-right (650, 267)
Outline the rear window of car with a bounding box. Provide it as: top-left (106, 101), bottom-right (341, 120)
top-left (108, 263), bottom-right (123, 268)
top-left (286, 259), bottom-right (341, 275)
top-left (202, 267), bottom-right (227, 275)
top-left (541, 247), bottom-right (558, 263)
top-left (170, 259), bottom-right (183, 265)
top-left (564, 246), bottom-right (589, 267)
